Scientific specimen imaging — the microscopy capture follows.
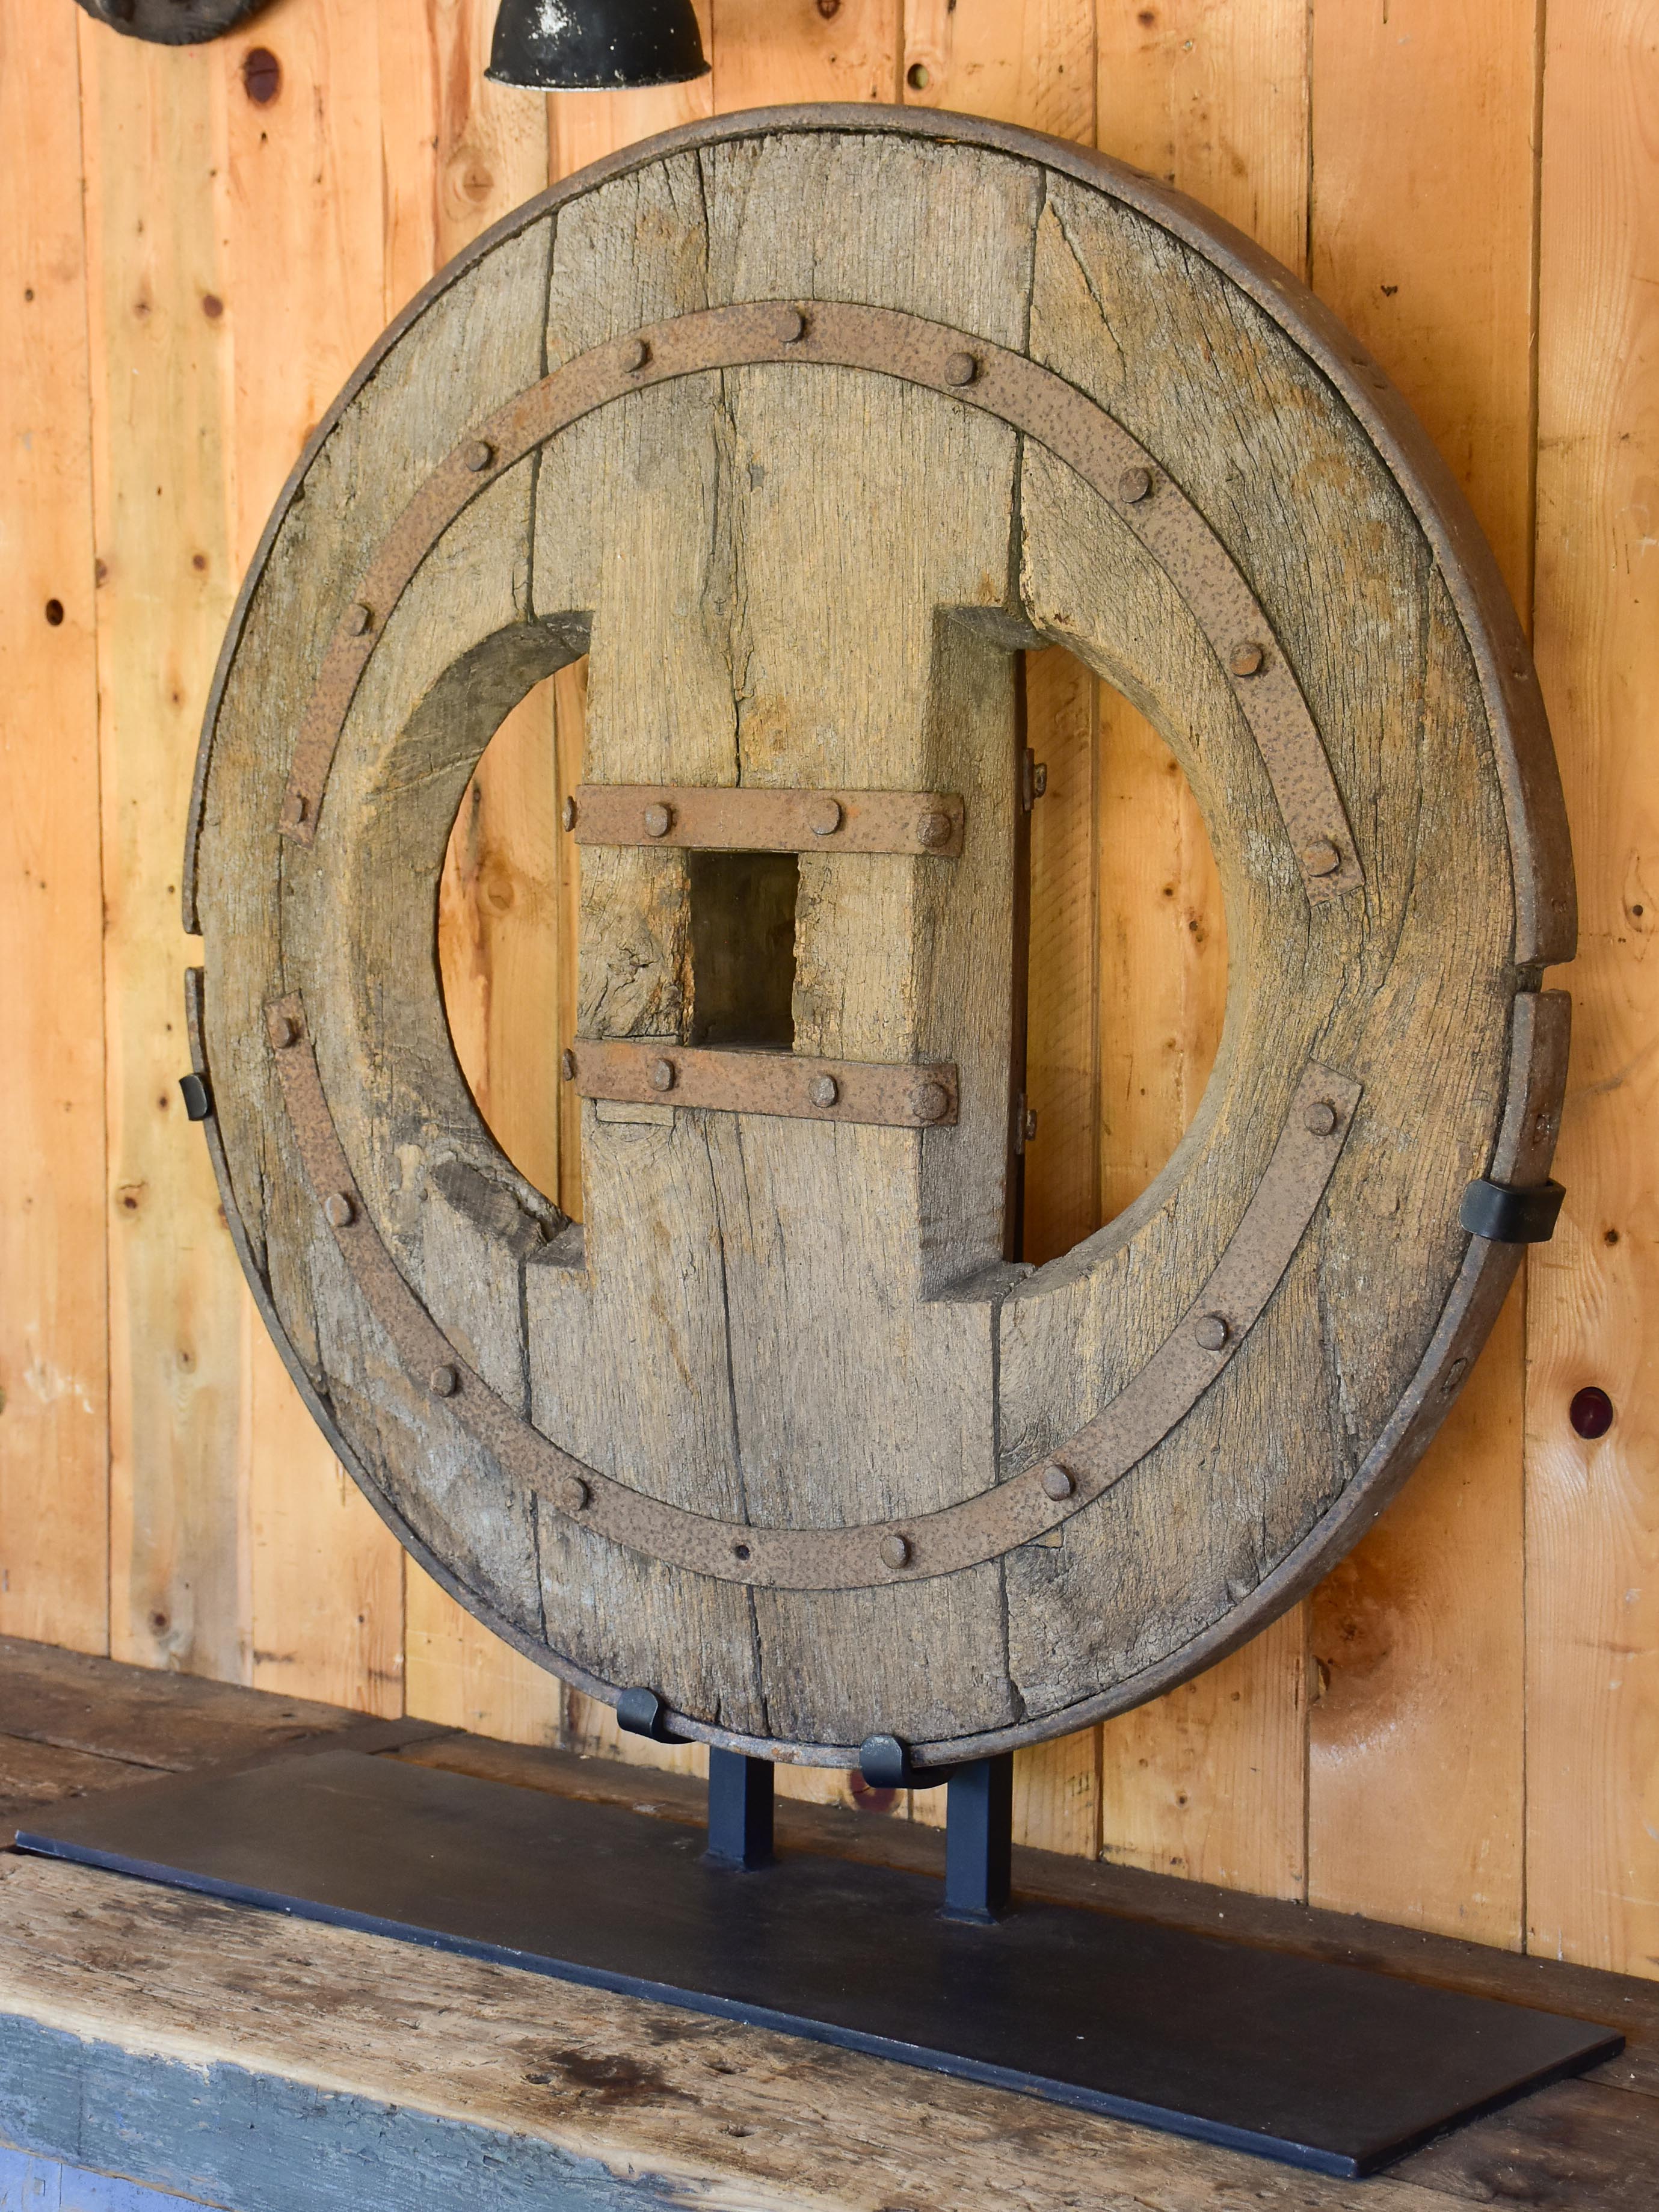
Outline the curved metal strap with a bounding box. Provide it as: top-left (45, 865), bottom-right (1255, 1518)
top-left (267, 992), bottom-right (1359, 1591)
top-left (277, 300), bottom-right (1363, 904)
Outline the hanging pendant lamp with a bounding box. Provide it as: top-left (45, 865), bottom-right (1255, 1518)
top-left (487, 0), bottom-right (710, 90)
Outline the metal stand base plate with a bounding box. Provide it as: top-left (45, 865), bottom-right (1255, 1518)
top-left (16, 1749), bottom-right (1618, 2178)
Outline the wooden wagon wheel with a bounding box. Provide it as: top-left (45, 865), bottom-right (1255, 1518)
top-left (185, 108), bottom-right (1574, 1771)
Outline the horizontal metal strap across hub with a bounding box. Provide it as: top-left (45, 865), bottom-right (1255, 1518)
top-left (568, 1041), bottom-right (959, 1127)
top-left (570, 784), bottom-right (965, 856)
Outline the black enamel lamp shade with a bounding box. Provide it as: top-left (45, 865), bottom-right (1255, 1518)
top-left (488, 0), bottom-right (710, 89)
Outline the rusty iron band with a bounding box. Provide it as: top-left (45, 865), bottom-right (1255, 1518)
top-left (267, 991), bottom-right (1359, 1591)
top-left (279, 301), bottom-right (1363, 905)
top-left (571, 783), bottom-right (966, 856)
top-left (570, 1041), bottom-right (958, 1127)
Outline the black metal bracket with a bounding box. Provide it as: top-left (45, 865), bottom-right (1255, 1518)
top-left (943, 1754), bottom-right (1014, 1923)
top-left (858, 1733), bottom-right (958, 1791)
top-left (616, 1687), bottom-right (678, 1742)
top-left (704, 1749), bottom-right (774, 1871)
top-left (1460, 1177), bottom-right (1566, 1243)
top-left (180, 1073), bottom-right (214, 1123)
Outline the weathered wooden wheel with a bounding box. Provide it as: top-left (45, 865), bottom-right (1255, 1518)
top-left (186, 108), bottom-right (1573, 1770)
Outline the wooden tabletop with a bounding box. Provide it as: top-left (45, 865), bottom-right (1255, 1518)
top-left (0, 1634), bottom-right (1652, 2211)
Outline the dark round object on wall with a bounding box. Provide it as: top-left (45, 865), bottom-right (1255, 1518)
top-left (1569, 1386), bottom-right (1615, 1440)
top-left (487, 0), bottom-right (710, 90)
top-left (73, 0), bottom-right (277, 46)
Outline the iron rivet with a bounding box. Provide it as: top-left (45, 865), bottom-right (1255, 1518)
top-left (943, 351), bottom-right (980, 387)
top-left (1194, 1313), bottom-right (1230, 1352)
top-left (643, 802), bottom-right (674, 838)
top-left (561, 796), bottom-right (577, 831)
top-left (1041, 1464), bottom-right (1074, 1501)
top-left (917, 809), bottom-right (953, 849)
top-left (908, 1082), bottom-right (949, 1124)
top-left (1118, 465), bottom-right (1153, 504)
top-left (463, 440), bottom-right (493, 473)
top-left (733, 1541), bottom-right (752, 1562)
top-left (1305, 1100), bottom-right (1338, 1137)
top-left (564, 1475), bottom-right (591, 1514)
top-left (879, 1533), bottom-right (912, 1570)
top-left (651, 1058), bottom-right (677, 1092)
top-left (1300, 839), bottom-right (1342, 879)
top-left (323, 1192), bottom-right (356, 1230)
top-left (806, 796), bottom-right (843, 837)
top-left (623, 336), bottom-right (650, 373)
top-left (561, 1049), bottom-right (577, 1080)
top-left (1230, 642), bottom-right (1266, 678)
top-left (268, 1012), bottom-right (298, 1050)
top-left (780, 306), bottom-right (807, 344)
top-left (280, 792), bottom-right (307, 828)
top-left (346, 603), bottom-right (373, 637)
top-left (428, 1364), bottom-right (459, 1398)
top-left (810, 1075), bottom-right (839, 1109)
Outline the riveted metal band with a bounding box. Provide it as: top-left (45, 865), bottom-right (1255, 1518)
top-left (570, 1041), bottom-right (959, 1127)
top-left (279, 301), bottom-right (1363, 904)
top-left (571, 783), bottom-right (967, 855)
top-left (266, 991), bottom-right (1359, 1591)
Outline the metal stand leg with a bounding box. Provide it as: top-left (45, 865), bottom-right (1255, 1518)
top-left (704, 1748), bottom-right (775, 1870)
top-left (941, 1753), bottom-right (1014, 1923)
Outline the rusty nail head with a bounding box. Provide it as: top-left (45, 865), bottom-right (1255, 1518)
top-left (1230, 642), bottom-right (1266, 678)
top-left (1304, 1099), bottom-right (1338, 1137)
top-left (268, 1011), bottom-right (298, 1050)
top-left (561, 796), bottom-right (577, 831)
top-left (780, 306), bottom-right (807, 344)
top-left (323, 1192), bottom-right (356, 1230)
top-left (280, 792), bottom-right (307, 829)
top-left (561, 1049), bottom-right (576, 1081)
top-left (908, 1081), bottom-right (949, 1124)
top-left (810, 1075), bottom-right (839, 1109)
top-left (917, 809), bottom-right (953, 849)
top-left (463, 440), bottom-right (493, 473)
top-left (1041, 1464), bottom-right (1074, 1501)
top-left (651, 1058), bottom-right (677, 1092)
top-left (565, 1475), bottom-right (591, 1514)
top-left (1194, 1313), bottom-right (1230, 1352)
top-left (643, 802), bottom-right (674, 838)
top-left (428, 1364), bottom-right (459, 1398)
top-left (346, 603), bottom-right (373, 638)
top-left (805, 796), bottom-right (843, 837)
top-left (623, 336), bottom-right (650, 373)
top-left (1118, 465), bottom-right (1153, 504)
top-left (879, 1533), bottom-right (912, 1570)
top-left (732, 1541), bottom-right (751, 1562)
top-left (943, 351), bottom-right (980, 387)
top-left (1300, 839), bottom-right (1342, 878)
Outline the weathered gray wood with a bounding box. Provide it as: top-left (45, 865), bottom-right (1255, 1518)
top-left (985, 177), bottom-right (1516, 1746)
top-left (0, 1633), bottom-right (359, 1770)
top-left (0, 1736), bottom-right (155, 1847)
top-left (186, 116), bottom-right (1571, 1763)
top-left (0, 1856), bottom-right (1512, 2212)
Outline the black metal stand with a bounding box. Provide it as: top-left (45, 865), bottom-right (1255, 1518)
top-left (704, 1748), bottom-right (774, 1871)
top-left (943, 1754), bottom-right (1014, 1923)
top-left (16, 1746), bottom-right (1621, 2178)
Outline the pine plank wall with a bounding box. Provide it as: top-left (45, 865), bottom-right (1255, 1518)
top-left (1, 0), bottom-right (1653, 1976)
